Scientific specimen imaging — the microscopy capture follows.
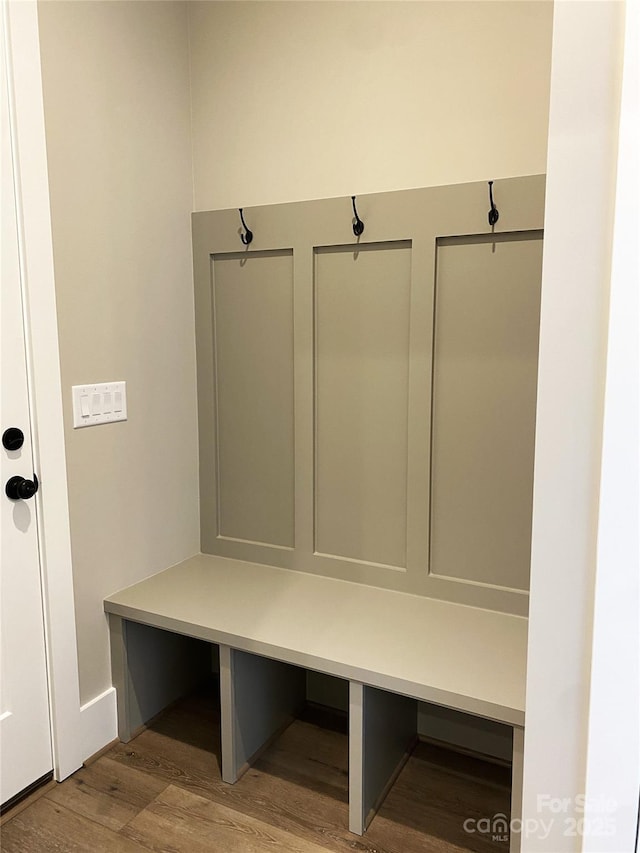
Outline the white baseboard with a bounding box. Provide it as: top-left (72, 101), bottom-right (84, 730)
top-left (79, 687), bottom-right (117, 762)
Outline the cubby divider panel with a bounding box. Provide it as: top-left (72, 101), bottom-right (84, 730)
top-left (349, 682), bottom-right (418, 835)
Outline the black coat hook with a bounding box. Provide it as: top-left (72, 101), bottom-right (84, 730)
top-left (351, 196), bottom-right (365, 237)
top-left (487, 181), bottom-right (499, 227)
top-left (239, 208), bottom-right (253, 245)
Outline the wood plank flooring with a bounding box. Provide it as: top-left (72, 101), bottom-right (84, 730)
top-left (1, 684), bottom-right (511, 852)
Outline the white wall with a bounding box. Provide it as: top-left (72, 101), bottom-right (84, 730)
top-left (37, 0), bottom-right (199, 706)
top-left (522, 2), bottom-right (627, 850)
top-left (189, 0), bottom-right (553, 211)
top-left (581, 1), bottom-right (638, 848)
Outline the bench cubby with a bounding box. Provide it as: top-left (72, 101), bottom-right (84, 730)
top-left (219, 648), bottom-right (306, 784)
top-left (108, 618), bottom-right (215, 743)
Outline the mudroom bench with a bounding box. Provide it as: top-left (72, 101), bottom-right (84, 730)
top-left (104, 553), bottom-right (527, 852)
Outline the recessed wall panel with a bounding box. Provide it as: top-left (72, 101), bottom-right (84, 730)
top-left (430, 232), bottom-right (543, 590)
top-left (212, 250), bottom-right (294, 548)
top-left (314, 242), bottom-right (411, 569)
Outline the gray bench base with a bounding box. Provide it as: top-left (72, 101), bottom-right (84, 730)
top-left (105, 557), bottom-right (526, 850)
top-left (108, 612), bottom-right (523, 851)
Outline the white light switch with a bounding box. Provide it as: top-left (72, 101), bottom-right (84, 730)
top-left (72, 382), bottom-right (127, 428)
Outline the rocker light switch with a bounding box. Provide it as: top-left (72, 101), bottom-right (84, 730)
top-left (72, 382), bottom-right (127, 428)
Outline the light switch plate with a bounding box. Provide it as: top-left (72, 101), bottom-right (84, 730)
top-left (72, 381), bottom-right (127, 428)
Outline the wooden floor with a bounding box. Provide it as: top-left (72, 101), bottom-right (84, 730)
top-left (1, 684), bottom-right (511, 852)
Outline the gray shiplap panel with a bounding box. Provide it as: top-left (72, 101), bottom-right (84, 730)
top-left (314, 242), bottom-right (411, 569)
top-left (212, 250), bottom-right (294, 548)
top-left (430, 232), bottom-right (543, 591)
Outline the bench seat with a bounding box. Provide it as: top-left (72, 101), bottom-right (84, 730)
top-left (105, 553), bottom-right (527, 725)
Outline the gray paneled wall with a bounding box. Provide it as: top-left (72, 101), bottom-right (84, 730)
top-left (192, 177), bottom-right (545, 615)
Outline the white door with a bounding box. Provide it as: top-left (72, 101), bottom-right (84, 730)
top-left (0, 15), bottom-right (53, 806)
